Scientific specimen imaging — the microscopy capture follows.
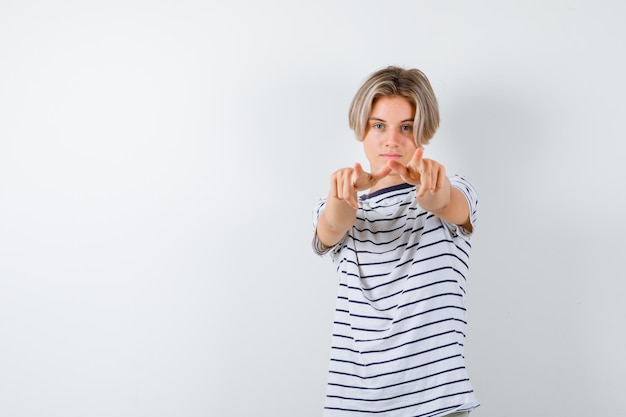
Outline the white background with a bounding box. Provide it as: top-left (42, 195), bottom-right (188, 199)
top-left (1, 1), bottom-right (625, 416)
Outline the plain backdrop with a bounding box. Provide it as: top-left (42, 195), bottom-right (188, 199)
top-left (1, 1), bottom-right (625, 416)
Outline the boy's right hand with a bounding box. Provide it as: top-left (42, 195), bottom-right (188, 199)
top-left (329, 163), bottom-right (391, 209)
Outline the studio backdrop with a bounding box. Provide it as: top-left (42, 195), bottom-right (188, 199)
top-left (1, 1), bottom-right (624, 416)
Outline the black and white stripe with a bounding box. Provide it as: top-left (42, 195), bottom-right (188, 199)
top-left (313, 175), bottom-right (480, 417)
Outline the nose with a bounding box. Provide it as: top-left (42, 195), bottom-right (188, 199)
top-left (384, 129), bottom-right (401, 147)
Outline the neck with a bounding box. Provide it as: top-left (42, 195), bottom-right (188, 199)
top-left (368, 174), bottom-right (405, 194)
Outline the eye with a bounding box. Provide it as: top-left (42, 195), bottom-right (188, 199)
top-left (373, 123), bottom-right (384, 130)
top-left (401, 125), bottom-right (413, 131)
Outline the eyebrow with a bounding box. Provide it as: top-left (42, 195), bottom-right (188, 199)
top-left (369, 117), bottom-right (414, 123)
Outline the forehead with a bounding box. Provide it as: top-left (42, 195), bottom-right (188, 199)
top-left (370, 96), bottom-right (415, 120)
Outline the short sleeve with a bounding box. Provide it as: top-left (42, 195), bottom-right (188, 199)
top-left (311, 197), bottom-right (344, 257)
top-left (447, 174), bottom-right (479, 238)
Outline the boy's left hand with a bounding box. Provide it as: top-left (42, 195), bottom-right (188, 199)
top-left (387, 147), bottom-right (446, 198)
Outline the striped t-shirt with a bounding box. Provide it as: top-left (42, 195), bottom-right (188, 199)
top-left (312, 175), bottom-right (480, 417)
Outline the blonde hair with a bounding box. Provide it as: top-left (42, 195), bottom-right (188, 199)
top-left (348, 66), bottom-right (440, 147)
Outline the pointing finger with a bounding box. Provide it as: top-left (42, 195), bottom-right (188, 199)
top-left (351, 163), bottom-right (366, 188)
top-left (371, 163), bottom-right (392, 180)
top-left (410, 147), bottom-right (424, 165)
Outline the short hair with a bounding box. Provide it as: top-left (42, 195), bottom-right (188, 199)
top-left (348, 66), bottom-right (440, 147)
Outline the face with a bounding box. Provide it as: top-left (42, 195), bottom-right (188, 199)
top-left (363, 95), bottom-right (418, 173)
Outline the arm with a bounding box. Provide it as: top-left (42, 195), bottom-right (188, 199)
top-left (388, 148), bottom-right (472, 232)
top-left (316, 162), bottom-right (393, 247)
top-left (316, 194), bottom-right (357, 248)
top-left (417, 177), bottom-right (472, 232)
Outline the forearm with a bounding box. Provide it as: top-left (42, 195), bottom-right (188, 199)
top-left (418, 178), bottom-right (471, 230)
top-left (316, 196), bottom-right (357, 247)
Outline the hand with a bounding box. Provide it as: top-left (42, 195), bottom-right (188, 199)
top-left (330, 163), bottom-right (392, 209)
top-left (387, 147), bottom-right (446, 198)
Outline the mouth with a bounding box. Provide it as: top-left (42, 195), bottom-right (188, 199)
top-left (381, 153), bottom-right (401, 160)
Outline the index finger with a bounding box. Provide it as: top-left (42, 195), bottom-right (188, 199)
top-left (351, 162), bottom-right (368, 186)
top-left (370, 163), bottom-right (392, 181)
top-left (409, 147), bottom-right (425, 167)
